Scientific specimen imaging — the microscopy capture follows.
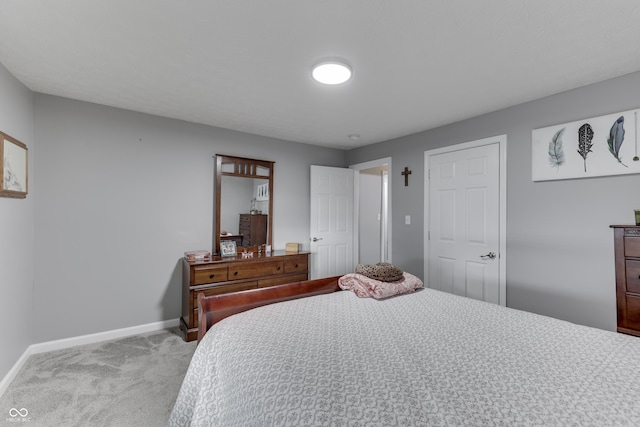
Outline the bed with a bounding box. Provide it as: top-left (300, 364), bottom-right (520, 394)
top-left (169, 276), bottom-right (640, 426)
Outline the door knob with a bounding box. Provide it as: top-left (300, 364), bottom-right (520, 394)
top-left (311, 237), bottom-right (323, 242)
top-left (480, 252), bottom-right (496, 260)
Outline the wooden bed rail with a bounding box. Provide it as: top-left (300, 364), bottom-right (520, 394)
top-left (197, 275), bottom-right (342, 342)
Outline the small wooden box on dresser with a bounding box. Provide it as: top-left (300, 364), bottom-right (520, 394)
top-left (181, 251), bottom-right (309, 341)
top-left (611, 225), bottom-right (640, 337)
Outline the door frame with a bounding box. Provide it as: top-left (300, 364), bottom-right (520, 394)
top-left (351, 157), bottom-right (392, 265)
top-left (423, 135), bottom-right (507, 305)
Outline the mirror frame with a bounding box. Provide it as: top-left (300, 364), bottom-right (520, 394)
top-left (215, 154), bottom-right (274, 255)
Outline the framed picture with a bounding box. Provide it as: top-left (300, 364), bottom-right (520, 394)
top-left (532, 108), bottom-right (640, 181)
top-left (220, 240), bottom-right (237, 257)
top-left (0, 132), bottom-right (28, 198)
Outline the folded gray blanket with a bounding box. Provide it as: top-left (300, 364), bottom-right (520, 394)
top-left (355, 262), bottom-right (404, 282)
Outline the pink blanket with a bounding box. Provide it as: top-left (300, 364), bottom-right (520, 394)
top-left (338, 272), bottom-right (423, 299)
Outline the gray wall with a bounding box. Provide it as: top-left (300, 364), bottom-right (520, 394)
top-left (32, 94), bottom-right (346, 342)
top-left (0, 63), bottom-right (34, 380)
top-left (347, 71), bottom-right (640, 332)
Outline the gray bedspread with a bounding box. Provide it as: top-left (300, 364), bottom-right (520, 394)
top-left (169, 288), bottom-right (640, 426)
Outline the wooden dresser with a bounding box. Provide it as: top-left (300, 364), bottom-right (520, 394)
top-left (611, 225), bottom-right (640, 337)
top-left (239, 213), bottom-right (267, 246)
top-left (180, 250), bottom-right (309, 341)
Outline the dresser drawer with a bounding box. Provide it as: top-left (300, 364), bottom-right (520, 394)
top-left (229, 261), bottom-right (283, 280)
top-left (624, 294), bottom-right (640, 330)
top-left (626, 260), bottom-right (640, 294)
top-left (284, 255), bottom-right (308, 273)
top-left (193, 266), bottom-right (229, 285)
top-left (625, 236), bottom-right (640, 258)
top-left (239, 216), bottom-right (250, 228)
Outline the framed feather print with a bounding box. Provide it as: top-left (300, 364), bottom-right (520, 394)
top-left (532, 108), bottom-right (640, 181)
top-left (0, 131), bottom-right (28, 198)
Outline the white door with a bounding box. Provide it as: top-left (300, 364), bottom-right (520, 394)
top-left (426, 137), bottom-right (505, 305)
top-left (310, 165), bottom-right (355, 279)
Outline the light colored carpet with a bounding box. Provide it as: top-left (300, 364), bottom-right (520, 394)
top-left (0, 328), bottom-right (196, 426)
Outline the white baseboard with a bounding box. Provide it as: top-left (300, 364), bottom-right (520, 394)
top-left (0, 347), bottom-right (34, 399)
top-left (29, 318), bottom-right (180, 354)
top-left (0, 318), bottom-right (180, 397)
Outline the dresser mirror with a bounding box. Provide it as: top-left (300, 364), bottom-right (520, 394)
top-left (215, 154), bottom-right (274, 255)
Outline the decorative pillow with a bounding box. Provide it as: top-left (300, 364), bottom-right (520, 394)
top-left (355, 262), bottom-right (404, 282)
top-left (339, 272), bottom-right (423, 299)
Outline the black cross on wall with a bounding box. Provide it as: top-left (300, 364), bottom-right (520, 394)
top-left (401, 166), bottom-right (412, 186)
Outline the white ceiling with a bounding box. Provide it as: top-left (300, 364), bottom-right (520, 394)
top-left (2, 1), bottom-right (640, 149)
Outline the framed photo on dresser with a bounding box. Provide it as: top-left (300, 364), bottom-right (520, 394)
top-left (220, 240), bottom-right (237, 257)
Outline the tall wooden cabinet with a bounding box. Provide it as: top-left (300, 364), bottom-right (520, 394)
top-left (180, 251), bottom-right (309, 341)
top-left (239, 214), bottom-right (267, 246)
top-left (611, 225), bottom-right (640, 337)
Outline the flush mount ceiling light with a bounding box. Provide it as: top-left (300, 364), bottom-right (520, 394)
top-left (312, 59), bottom-right (352, 85)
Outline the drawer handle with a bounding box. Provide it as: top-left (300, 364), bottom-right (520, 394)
top-left (234, 271), bottom-right (238, 276)
top-left (209, 274), bottom-right (215, 279)
top-left (277, 266), bottom-right (281, 270)
top-left (294, 263), bottom-right (299, 268)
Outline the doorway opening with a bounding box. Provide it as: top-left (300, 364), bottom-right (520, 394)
top-left (351, 158), bottom-right (392, 265)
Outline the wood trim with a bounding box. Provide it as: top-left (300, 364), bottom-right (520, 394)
top-left (197, 275), bottom-right (342, 342)
top-left (617, 326), bottom-right (640, 337)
